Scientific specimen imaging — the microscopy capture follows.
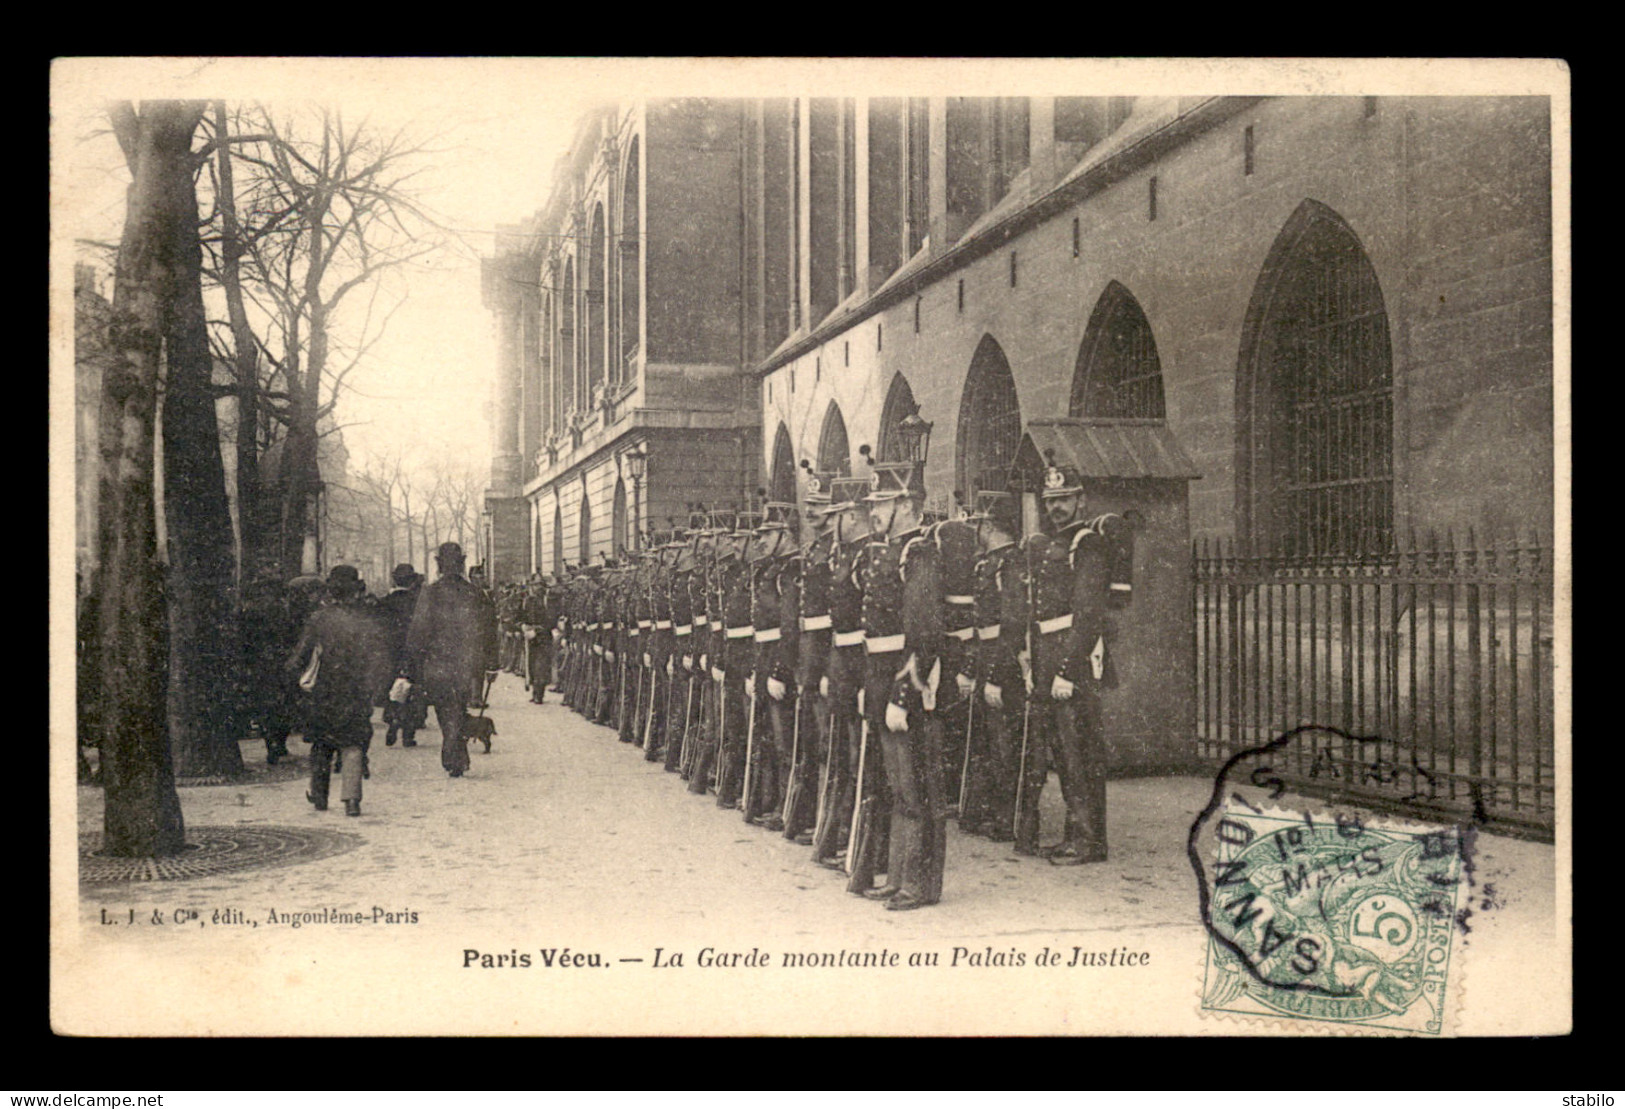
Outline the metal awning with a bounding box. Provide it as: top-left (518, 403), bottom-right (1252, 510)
top-left (1013, 418), bottom-right (1202, 485)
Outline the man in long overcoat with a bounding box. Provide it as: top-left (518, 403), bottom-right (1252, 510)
top-left (379, 563), bottom-right (425, 746)
top-left (287, 565), bottom-right (391, 816)
top-left (405, 542), bottom-right (500, 778)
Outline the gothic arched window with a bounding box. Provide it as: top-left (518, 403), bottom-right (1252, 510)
top-left (1070, 281), bottom-right (1166, 419)
top-left (817, 401), bottom-right (851, 476)
top-left (1238, 200), bottom-right (1394, 559)
top-left (956, 333), bottom-right (1023, 498)
top-left (875, 372), bottom-right (918, 461)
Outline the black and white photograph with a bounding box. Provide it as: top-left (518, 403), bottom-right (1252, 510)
top-left (50, 57), bottom-right (1570, 1037)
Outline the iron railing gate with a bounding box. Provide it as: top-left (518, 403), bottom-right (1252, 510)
top-left (1193, 532), bottom-right (1556, 839)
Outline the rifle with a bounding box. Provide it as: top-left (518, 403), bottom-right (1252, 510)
top-left (656, 641), bottom-right (680, 762)
top-left (958, 674), bottom-right (976, 814)
top-left (845, 716), bottom-right (871, 877)
top-left (714, 668), bottom-right (731, 796)
top-left (628, 659), bottom-right (644, 741)
top-left (741, 671), bottom-right (758, 820)
top-left (811, 706), bottom-right (837, 852)
top-left (523, 630), bottom-right (532, 694)
top-left (780, 685), bottom-right (803, 827)
top-left (640, 652), bottom-right (658, 749)
top-left (680, 670), bottom-right (701, 777)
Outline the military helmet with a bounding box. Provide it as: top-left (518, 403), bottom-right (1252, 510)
top-left (1039, 449), bottom-right (1085, 499)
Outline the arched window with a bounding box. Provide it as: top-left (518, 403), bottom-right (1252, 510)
top-left (875, 372), bottom-right (918, 461)
top-left (619, 139), bottom-right (641, 379)
top-left (1070, 281), bottom-right (1166, 419)
top-left (612, 478), bottom-right (628, 557)
top-left (541, 291), bottom-right (557, 434)
top-left (578, 488), bottom-right (593, 565)
top-left (552, 504), bottom-right (564, 577)
top-left (817, 401), bottom-right (851, 475)
top-left (769, 422), bottom-right (797, 503)
top-left (587, 204), bottom-right (607, 400)
top-left (1238, 200), bottom-right (1394, 560)
top-left (956, 333), bottom-right (1023, 498)
top-left (559, 258), bottom-right (576, 417)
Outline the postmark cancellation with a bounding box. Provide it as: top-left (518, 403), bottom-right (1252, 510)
top-left (1196, 802), bottom-right (1467, 1035)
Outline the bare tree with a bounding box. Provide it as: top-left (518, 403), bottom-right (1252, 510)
top-left (96, 101), bottom-right (203, 854)
top-left (214, 105), bottom-right (441, 577)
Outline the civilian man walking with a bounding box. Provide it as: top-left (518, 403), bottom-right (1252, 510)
top-left (405, 543), bottom-right (499, 779)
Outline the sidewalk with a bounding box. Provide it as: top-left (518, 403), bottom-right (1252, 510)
top-left (68, 671), bottom-right (1563, 1034)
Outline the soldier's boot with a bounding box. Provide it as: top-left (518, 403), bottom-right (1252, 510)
top-left (866, 808), bottom-right (912, 902)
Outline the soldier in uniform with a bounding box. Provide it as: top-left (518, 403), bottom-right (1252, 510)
top-left (743, 499), bottom-right (795, 829)
top-left (619, 556), bottom-right (645, 743)
top-left (685, 509), bottom-right (729, 794)
top-left (932, 506), bottom-right (981, 819)
top-left (661, 527), bottom-right (694, 770)
top-left (716, 510), bottom-right (757, 809)
top-left (810, 476), bottom-right (872, 870)
top-left (958, 484), bottom-right (1024, 839)
top-left (852, 438), bottom-right (947, 910)
top-left (682, 512), bottom-right (713, 788)
top-left (668, 510), bottom-right (709, 774)
top-left (558, 566), bottom-right (579, 712)
top-left (1022, 454), bottom-right (1131, 864)
top-left (785, 463), bottom-right (836, 844)
top-left (642, 529), bottom-right (675, 760)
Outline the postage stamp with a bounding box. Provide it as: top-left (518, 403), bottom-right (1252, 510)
top-left (1195, 798), bottom-right (1467, 1035)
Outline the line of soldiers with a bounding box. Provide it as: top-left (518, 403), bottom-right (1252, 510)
top-left (543, 434), bottom-right (1133, 911)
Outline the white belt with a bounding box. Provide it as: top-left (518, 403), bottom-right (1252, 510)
top-left (754, 626), bottom-right (781, 643)
top-left (637, 620), bottom-right (652, 630)
top-left (629, 627), bottom-right (639, 637)
top-left (833, 629), bottom-right (865, 648)
top-left (976, 625), bottom-right (1001, 641)
top-left (945, 595), bottom-right (975, 605)
top-left (946, 627), bottom-right (975, 641)
top-left (586, 623), bottom-right (599, 631)
top-left (655, 620), bottom-right (672, 630)
top-left (800, 613), bottom-right (832, 632)
top-left (865, 633), bottom-right (905, 654)
top-left (1111, 583), bottom-right (1132, 592)
top-left (726, 625), bottom-right (755, 639)
top-left (592, 645), bottom-right (604, 656)
top-left (674, 624), bottom-right (693, 636)
top-left (1037, 613), bottom-right (1073, 635)
top-left (694, 616), bottom-right (709, 627)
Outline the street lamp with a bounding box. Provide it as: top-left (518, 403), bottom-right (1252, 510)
top-left (893, 410), bottom-right (933, 465)
top-left (625, 445), bottom-right (648, 550)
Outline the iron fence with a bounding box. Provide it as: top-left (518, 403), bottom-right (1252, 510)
top-left (1193, 531), bottom-right (1556, 838)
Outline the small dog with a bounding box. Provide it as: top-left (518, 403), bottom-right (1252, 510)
top-left (463, 713), bottom-right (496, 753)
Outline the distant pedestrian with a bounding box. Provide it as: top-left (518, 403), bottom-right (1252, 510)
top-left (379, 563), bottom-right (426, 747)
top-left (286, 565), bottom-right (391, 817)
top-left (240, 565), bottom-right (297, 765)
top-left (521, 573), bottom-right (552, 704)
top-left (405, 542), bottom-right (500, 778)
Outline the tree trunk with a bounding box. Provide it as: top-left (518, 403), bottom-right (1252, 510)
top-left (163, 103), bottom-right (245, 780)
top-left (97, 102), bottom-right (197, 856)
top-left (213, 102), bottom-right (265, 582)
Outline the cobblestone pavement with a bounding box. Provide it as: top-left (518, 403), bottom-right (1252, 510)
top-left (66, 672), bottom-right (1562, 1035)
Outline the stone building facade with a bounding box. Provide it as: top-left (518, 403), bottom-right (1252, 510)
top-left (484, 94), bottom-right (1555, 787)
top-left (481, 101), bottom-right (762, 582)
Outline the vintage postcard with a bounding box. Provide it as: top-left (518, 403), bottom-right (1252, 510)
top-left (50, 56), bottom-right (1570, 1036)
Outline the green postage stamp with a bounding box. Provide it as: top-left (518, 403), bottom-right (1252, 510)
top-left (1196, 802), bottom-right (1467, 1035)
